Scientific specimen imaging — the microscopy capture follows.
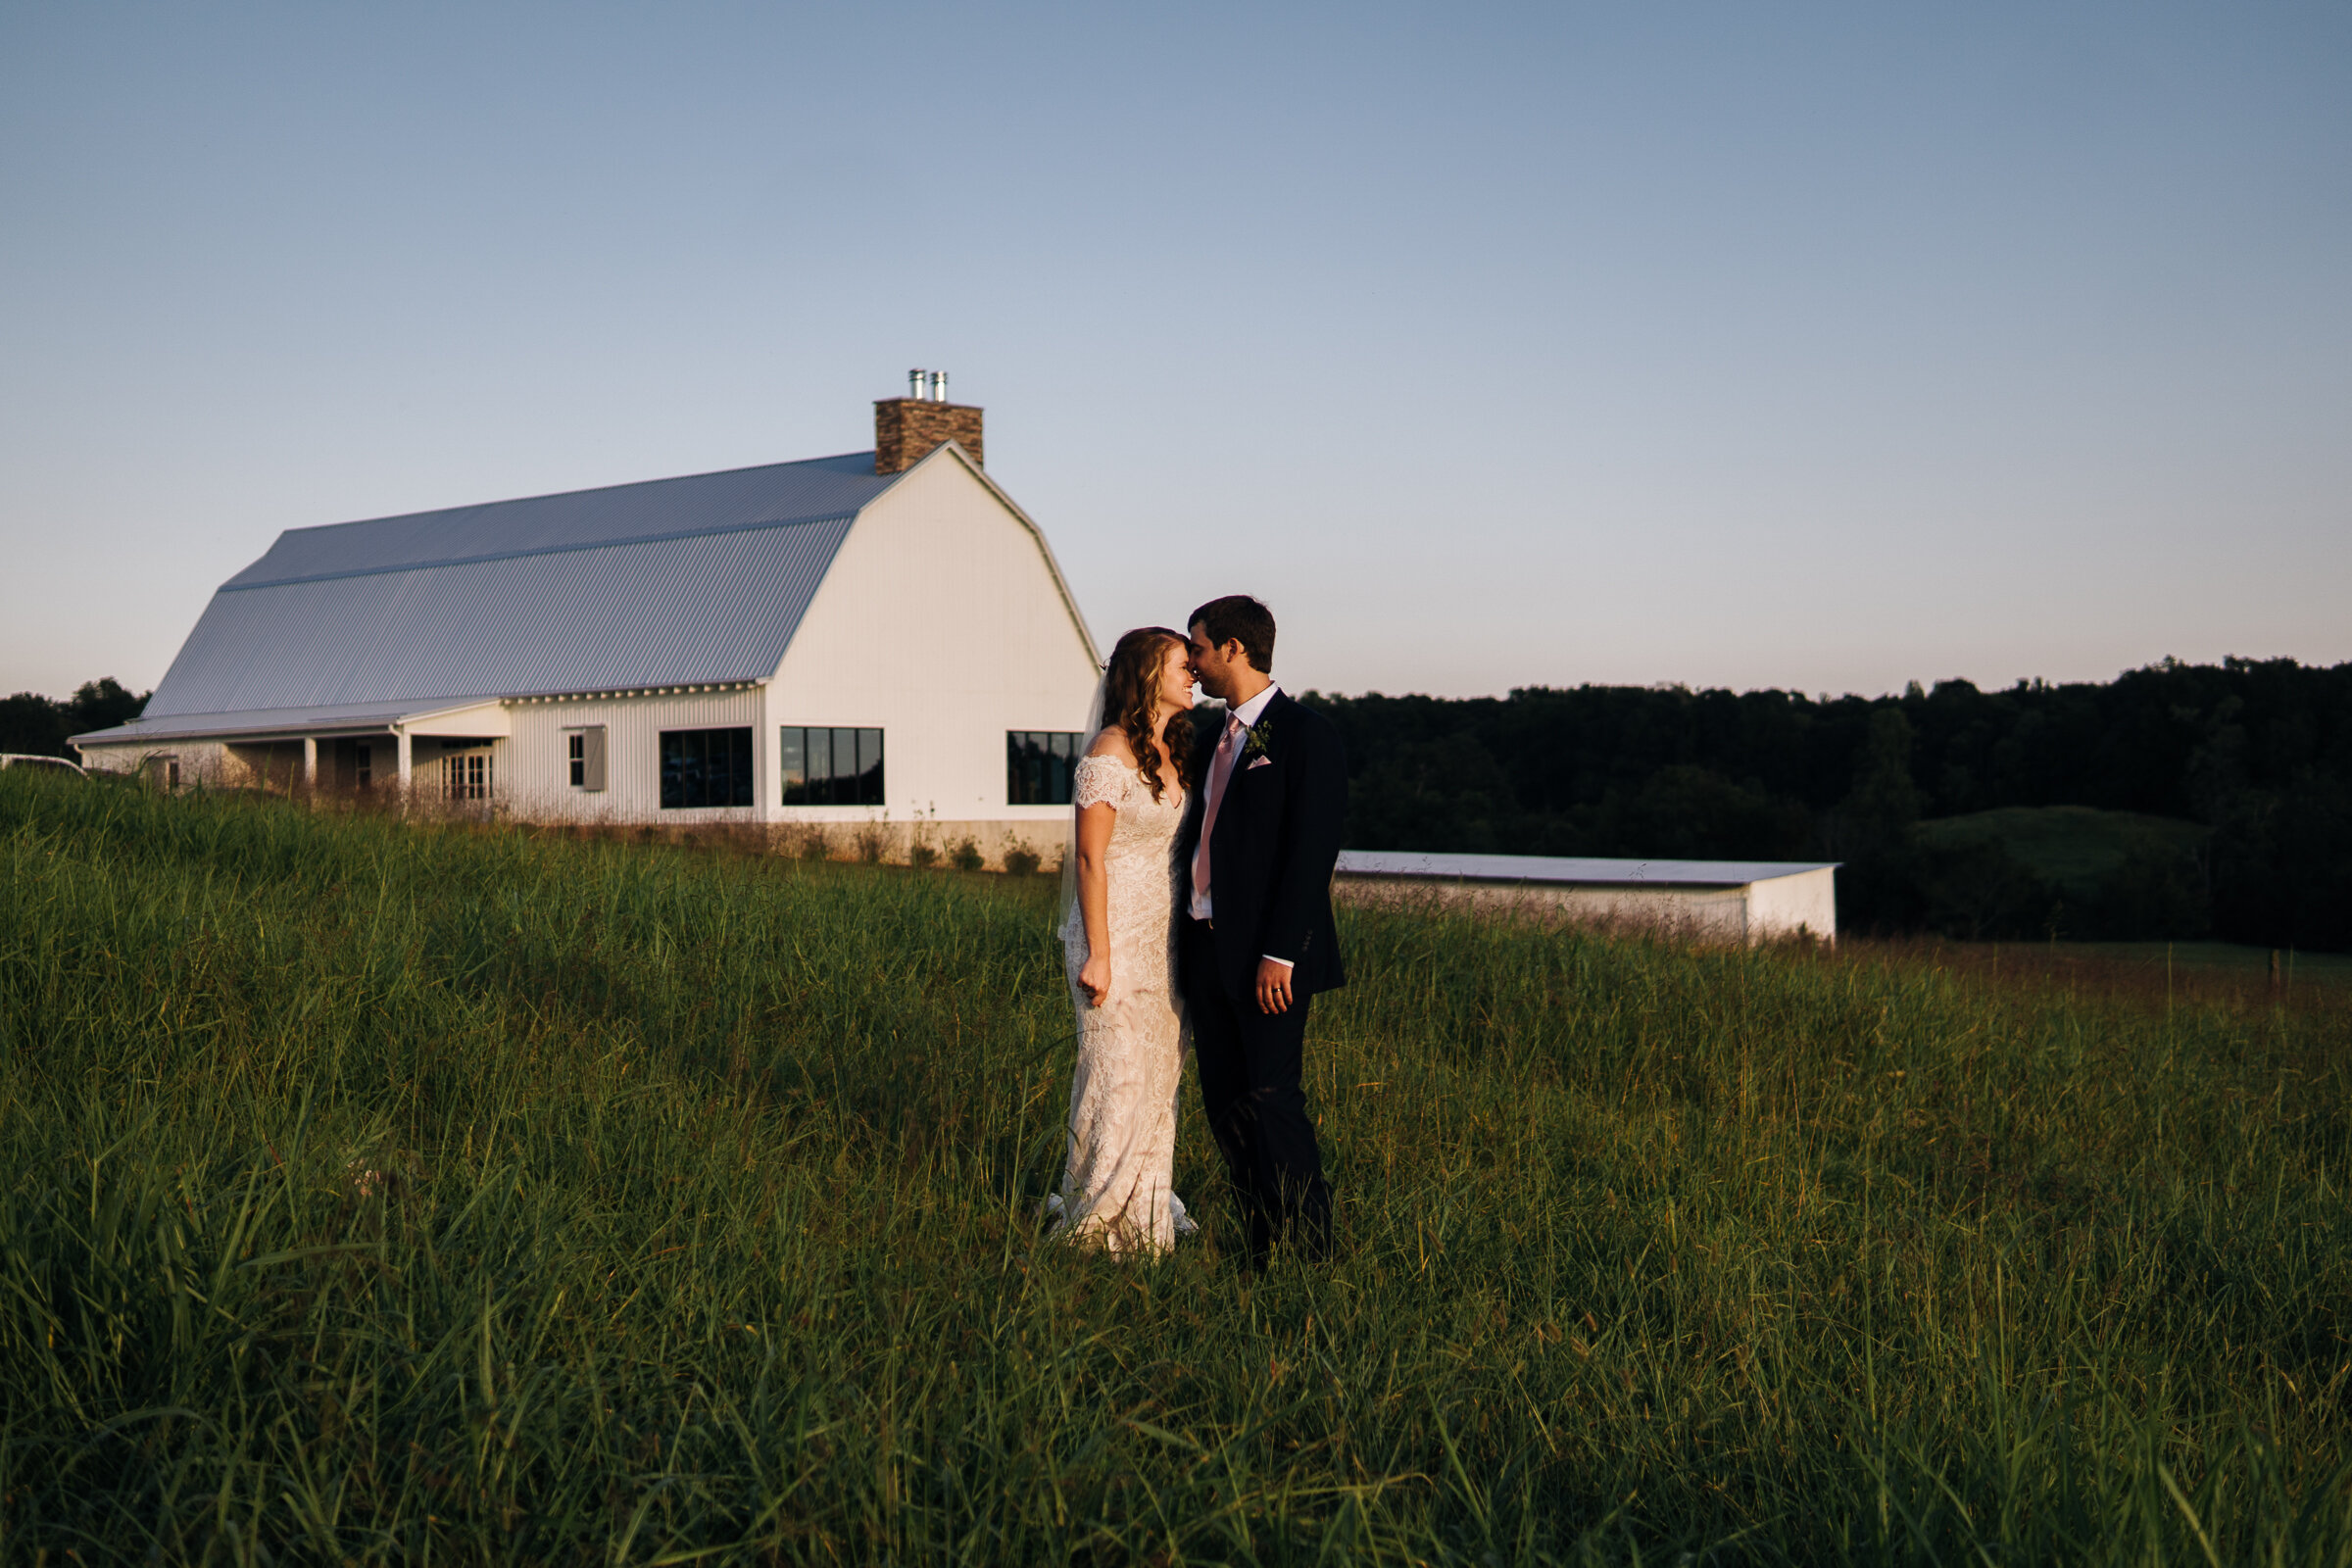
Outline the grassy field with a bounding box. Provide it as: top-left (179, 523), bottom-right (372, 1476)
top-left (3, 771), bottom-right (2348, 1565)
top-left (2033, 942), bottom-right (2352, 991)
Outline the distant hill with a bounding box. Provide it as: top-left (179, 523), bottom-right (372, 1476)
top-left (1910, 807), bottom-right (2209, 941)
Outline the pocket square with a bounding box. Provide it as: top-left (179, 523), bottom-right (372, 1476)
top-left (1246, 756), bottom-right (1273, 770)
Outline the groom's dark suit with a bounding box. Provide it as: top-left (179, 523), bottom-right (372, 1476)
top-left (1177, 688), bottom-right (1348, 1265)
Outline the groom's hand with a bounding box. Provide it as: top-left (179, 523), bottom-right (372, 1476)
top-left (1254, 957), bottom-right (1295, 1015)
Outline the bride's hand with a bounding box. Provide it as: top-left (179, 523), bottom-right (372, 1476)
top-left (1078, 953), bottom-right (1111, 1006)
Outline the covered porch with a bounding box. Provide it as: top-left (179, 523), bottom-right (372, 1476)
top-left (71, 699), bottom-right (513, 807)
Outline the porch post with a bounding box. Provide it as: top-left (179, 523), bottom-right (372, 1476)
top-left (302, 736), bottom-right (318, 795)
top-left (395, 729), bottom-right (413, 802)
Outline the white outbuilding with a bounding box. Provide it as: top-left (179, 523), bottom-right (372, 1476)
top-left (1333, 851), bottom-right (1838, 944)
top-left (73, 380), bottom-right (1102, 865)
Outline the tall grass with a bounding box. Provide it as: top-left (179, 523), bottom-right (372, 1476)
top-left (2, 769), bottom-right (2347, 1564)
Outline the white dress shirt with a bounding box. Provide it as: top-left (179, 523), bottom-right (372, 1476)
top-left (1188, 682), bottom-right (1293, 968)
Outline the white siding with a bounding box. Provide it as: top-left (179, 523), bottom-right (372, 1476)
top-left (77, 739), bottom-right (232, 790)
top-left (405, 703), bottom-right (510, 739)
top-left (1336, 868), bottom-right (1838, 945)
top-left (763, 449), bottom-right (1099, 829)
top-left (1744, 866), bottom-right (1838, 942)
top-left (502, 688), bottom-right (766, 825)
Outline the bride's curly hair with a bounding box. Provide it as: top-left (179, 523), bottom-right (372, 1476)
top-left (1101, 626), bottom-right (1195, 803)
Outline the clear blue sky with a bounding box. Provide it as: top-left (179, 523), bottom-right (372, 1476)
top-left (4, 3), bottom-right (2346, 702)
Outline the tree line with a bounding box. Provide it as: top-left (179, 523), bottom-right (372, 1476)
top-left (0, 679), bottom-right (148, 760)
top-left (1305, 657), bottom-right (2352, 953)
top-left (9, 662), bottom-right (2345, 950)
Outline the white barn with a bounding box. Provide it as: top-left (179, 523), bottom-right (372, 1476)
top-left (1334, 851), bottom-right (1838, 945)
top-left (73, 385), bottom-right (1102, 866)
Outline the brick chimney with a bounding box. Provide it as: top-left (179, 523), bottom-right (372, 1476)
top-left (874, 368), bottom-right (984, 474)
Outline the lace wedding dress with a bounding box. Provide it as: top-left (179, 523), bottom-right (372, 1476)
top-left (1049, 755), bottom-right (1199, 1253)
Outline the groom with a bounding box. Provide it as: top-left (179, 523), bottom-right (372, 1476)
top-left (1178, 595), bottom-right (1348, 1267)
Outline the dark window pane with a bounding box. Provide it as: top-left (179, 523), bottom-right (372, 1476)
top-left (780, 724), bottom-right (881, 806)
top-left (828, 728), bottom-right (857, 805)
top-left (856, 729), bottom-right (884, 805)
top-left (1007, 730), bottom-right (1083, 805)
top-left (661, 727), bottom-right (753, 809)
top-left (780, 727), bottom-right (806, 804)
top-left (736, 727), bottom-right (755, 806)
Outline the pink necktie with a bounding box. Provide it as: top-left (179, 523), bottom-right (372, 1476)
top-left (1192, 712), bottom-right (1245, 910)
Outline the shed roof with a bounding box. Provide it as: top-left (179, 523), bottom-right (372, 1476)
top-left (83, 452), bottom-right (897, 742)
top-left (1334, 851), bottom-right (1838, 887)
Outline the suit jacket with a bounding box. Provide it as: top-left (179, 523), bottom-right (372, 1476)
top-left (1178, 689), bottom-right (1349, 1000)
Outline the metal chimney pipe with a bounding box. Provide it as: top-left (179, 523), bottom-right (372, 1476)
top-left (908, 368), bottom-right (926, 400)
top-left (933, 370), bottom-right (949, 403)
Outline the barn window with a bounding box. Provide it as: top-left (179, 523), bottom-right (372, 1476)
top-left (566, 726), bottom-right (607, 791)
top-left (661, 727), bottom-right (755, 808)
top-left (1006, 731), bottom-right (1084, 805)
top-left (443, 752), bottom-right (493, 802)
top-left (167, 759), bottom-right (180, 791)
top-left (780, 726), bottom-right (884, 806)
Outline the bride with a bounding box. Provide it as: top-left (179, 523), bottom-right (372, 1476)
top-left (1048, 626), bottom-right (1200, 1253)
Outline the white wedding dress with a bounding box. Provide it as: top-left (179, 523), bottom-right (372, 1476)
top-left (1049, 754), bottom-right (1199, 1253)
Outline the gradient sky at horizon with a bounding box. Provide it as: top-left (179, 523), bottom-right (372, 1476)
top-left (4, 2), bottom-right (2347, 704)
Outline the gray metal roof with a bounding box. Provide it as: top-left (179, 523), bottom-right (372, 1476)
top-left (221, 453), bottom-right (890, 590)
top-left (1334, 851), bottom-right (1838, 887)
top-left (122, 453), bottom-right (892, 726)
top-left (72, 699), bottom-right (503, 748)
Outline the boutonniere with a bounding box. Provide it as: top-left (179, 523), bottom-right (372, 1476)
top-left (1241, 717), bottom-right (1276, 764)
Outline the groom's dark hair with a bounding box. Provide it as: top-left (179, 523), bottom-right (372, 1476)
top-left (1189, 595), bottom-right (1276, 675)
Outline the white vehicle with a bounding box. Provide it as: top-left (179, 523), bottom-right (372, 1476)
top-left (0, 753), bottom-right (89, 777)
